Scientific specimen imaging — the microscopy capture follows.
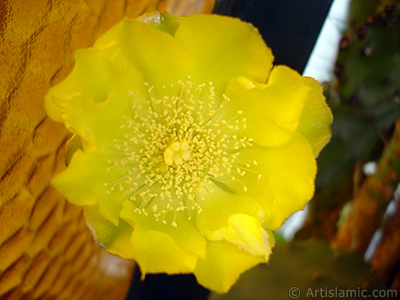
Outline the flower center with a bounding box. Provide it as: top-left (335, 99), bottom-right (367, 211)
top-left (104, 78), bottom-right (254, 226)
top-left (163, 141), bottom-right (191, 166)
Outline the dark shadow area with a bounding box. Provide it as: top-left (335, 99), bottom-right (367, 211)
top-left (214, 0), bottom-right (333, 73)
top-left (126, 267), bottom-right (210, 300)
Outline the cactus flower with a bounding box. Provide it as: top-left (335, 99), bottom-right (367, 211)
top-left (45, 12), bottom-right (332, 293)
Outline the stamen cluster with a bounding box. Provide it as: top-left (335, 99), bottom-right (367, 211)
top-left (104, 79), bottom-right (253, 226)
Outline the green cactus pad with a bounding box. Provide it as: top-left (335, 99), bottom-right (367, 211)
top-left (336, 6), bottom-right (400, 130)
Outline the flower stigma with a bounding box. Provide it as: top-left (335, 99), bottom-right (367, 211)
top-left (163, 141), bottom-right (191, 166)
top-left (104, 79), bottom-right (254, 227)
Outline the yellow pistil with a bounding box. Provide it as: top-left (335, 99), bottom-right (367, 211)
top-left (164, 141), bottom-right (191, 166)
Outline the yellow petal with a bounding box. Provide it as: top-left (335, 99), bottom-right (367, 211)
top-left (194, 240), bottom-right (268, 293)
top-left (93, 18), bottom-right (193, 98)
top-left (196, 184), bottom-right (262, 235)
top-left (129, 223), bottom-right (199, 275)
top-left (88, 86), bottom-right (147, 148)
top-left (84, 206), bottom-right (134, 259)
top-left (175, 14), bottom-right (273, 95)
top-left (297, 77), bottom-right (333, 156)
top-left (48, 71), bottom-right (149, 152)
top-left (238, 133), bottom-right (317, 230)
top-left (45, 92), bottom-right (98, 147)
top-left (206, 214), bottom-right (274, 258)
top-left (52, 150), bottom-right (99, 206)
top-left (45, 47), bottom-right (141, 123)
top-left (120, 200), bottom-right (207, 260)
top-left (224, 66), bottom-right (310, 147)
top-left (46, 18), bottom-right (193, 125)
top-left (50, 73), bottom-right (148, 149)
top-left (52, 149), bottom-right (127, 225)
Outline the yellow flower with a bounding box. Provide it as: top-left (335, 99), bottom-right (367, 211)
top-left (45, 12), bottom-right (332, 293)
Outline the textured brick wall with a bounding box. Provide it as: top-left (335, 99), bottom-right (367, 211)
top-left (0, 1), bottom-right (214, 299)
